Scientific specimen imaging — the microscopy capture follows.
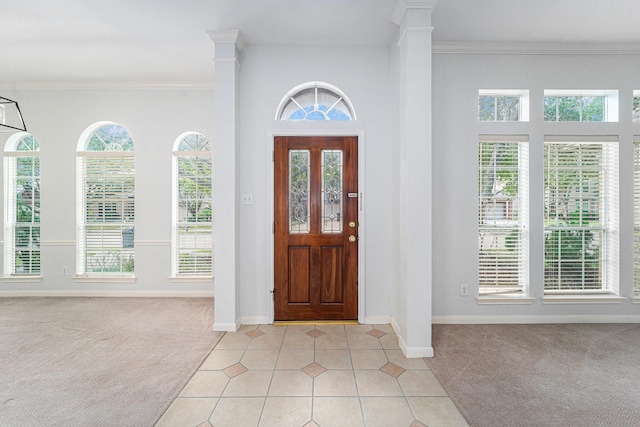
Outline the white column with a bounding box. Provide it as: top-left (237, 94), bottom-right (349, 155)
top-left (392, 1), bottom-right (437, 357)
top-left (208, 30), bottom-right (244, 331)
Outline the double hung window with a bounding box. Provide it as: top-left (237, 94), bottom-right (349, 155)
top-left (543, 137), bottom-right (618, 293)
top-left (478, 136), bottom-right (529, 295)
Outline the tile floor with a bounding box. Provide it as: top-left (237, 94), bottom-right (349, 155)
top-left (156, 324), bottom-right (468, 427)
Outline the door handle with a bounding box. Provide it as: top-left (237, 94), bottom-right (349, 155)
top-left (348, 235), bottom-right (357, 243)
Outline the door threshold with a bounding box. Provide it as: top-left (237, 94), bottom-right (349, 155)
top-left (273, 320), bottom-right (359, 326)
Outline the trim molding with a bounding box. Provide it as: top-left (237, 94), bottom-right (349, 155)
top-left (241, 316), bottom-right (271, 325)
top-left (0, 290), bottom-right (214, 298)
top-left (213, 320), bottom-right (240, 332)
top-left (391, 317), bottom-right (434, 358)
top-left (433, 315), bottom-right (640, 324)
top-left (363, 316), bottom-right (392, 325)
top-left (0, 81), bottom-right (214, 91)
top-left (432, 41), bottom-right (640, 55)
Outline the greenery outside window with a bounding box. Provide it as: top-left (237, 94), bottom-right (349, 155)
top-left (478, 90), bottom-right (529, 122)
top-left (543, 137), bottom-right (619, 293)
top-left (172, 132), bottom-right (212, 277)
top-left (76, 122), bottom-right (135, 276)
top-left (544, 90), bottom-right (618, 122)
top-left (4, 133), bottom-right (40, 276)
top-left (478, 135), bottom-right (529, 295)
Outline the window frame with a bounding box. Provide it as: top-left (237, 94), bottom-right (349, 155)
top-left (543, 136), bottom-right (619, 295)
top-left (3, 132), bottom-right (40, 277)
top-left (478, 135), bottom-right (529, 296)
top-left (171, 132), bottom-right (213, 279)
top-left (478, 90), bottom-right (530, 122)
top-left (543, 90), bottom-right (619, 122)
top-left (75, 122), bottom-right (135, 279)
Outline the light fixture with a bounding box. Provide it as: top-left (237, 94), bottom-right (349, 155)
top-left (0, 97), bottom-right (27, 132)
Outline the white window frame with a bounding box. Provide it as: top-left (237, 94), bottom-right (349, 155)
top-left (275, 81), bottom-right (356, 121)
top-left (634, 138), bottom-right (640, 295)
top-left (478, 90), bottom-right (530, 122)
top-left (543, 136), bottom-right (619, 295)
top-left (75, 122), bottom-right (135, 280)
top-left (171, 132), bottom-right (213, 279)
top-left (4, 132), bottom-right (40, 278)
top-left (478, 135), bottom-right (529, 297)
top-left (543, 90), bottom-right (619, 122)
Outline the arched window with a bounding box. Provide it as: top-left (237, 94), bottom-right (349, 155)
top-left (276, 81), bottom-right (356, 121)
top-left (4, 133), bottom-right (40, 275)
top-left (172, 132), bottom-right (212, 277)
top-left (76, 122), bottom-right (135, 276)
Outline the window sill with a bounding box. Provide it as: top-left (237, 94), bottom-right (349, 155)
top-left (169, 275), bottom-right (213, 283)
top-left (542, 294), bottom-right (625, 304)
top-left (630, 296), bottom-right (640, 304)
top-left (477, 294), bottom-right (536, 305)
top-left (73, 275), bottom-right (137, 284)
top-left (2, 275), bottom-right (42, 283)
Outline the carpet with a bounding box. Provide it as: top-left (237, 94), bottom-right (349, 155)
top-left (0, 297), bottom-right (223, 426)
top-left (426, 324), bottom-right (640, 427)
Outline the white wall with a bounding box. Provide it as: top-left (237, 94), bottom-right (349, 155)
top-left (432, 53), bottom-right (640, 321)
top-left (236, 44), bottom-right (394, 323)
top-left (0, 86), bottom-right (215, 295)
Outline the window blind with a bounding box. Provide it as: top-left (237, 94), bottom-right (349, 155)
top-left (543, 140), bottom-right (618, 292)
top-left (478, 138), bottom-right (528, 294)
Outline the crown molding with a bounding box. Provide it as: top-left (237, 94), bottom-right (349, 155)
top-left (392, 0), bottom-right (438, 25)
top-left (433, 41), bottom-right (640, 55)
top-left (0, 81), bottom-right (214, 91)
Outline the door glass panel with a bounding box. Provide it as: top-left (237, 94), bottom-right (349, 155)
top-left (322, 150), bottom-right (343, 233)
top-left (289, 150), bottom-right (310, 233)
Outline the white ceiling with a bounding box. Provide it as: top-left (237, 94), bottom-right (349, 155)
top-left (2, 0), bottom-right (640, 84)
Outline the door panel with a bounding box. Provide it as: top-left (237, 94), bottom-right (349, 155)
top-left (274, 136), bottom-right (358, 320)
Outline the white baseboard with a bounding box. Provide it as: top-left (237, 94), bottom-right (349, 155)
top-left (213, 321), bottom-right (240, 332)
top-left (241, 316), bottom-right (271, 325)
top-left (433, 315), bottom-right (640, 324)
top-left (390, 317), bottom-right (434, 358)
top-left (363, 315), bottom-right (392, 324)
top-left (0, 290), bottom-right (215, 298)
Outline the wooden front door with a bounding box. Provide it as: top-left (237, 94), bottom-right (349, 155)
top-left (274, 136), bottom-right (358, 321)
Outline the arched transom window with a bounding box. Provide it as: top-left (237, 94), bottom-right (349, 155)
top-left (276, 81), bottom-right (356, 121)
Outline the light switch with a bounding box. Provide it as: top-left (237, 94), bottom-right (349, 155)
top-left (242, 194), bottom-right (254, 205)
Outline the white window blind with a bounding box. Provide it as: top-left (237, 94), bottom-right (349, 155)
top-left (3, 134), bottom-right (40, 275)
top-left (478, 135), bottom-right (529, 295)
top-left (172, 133), bottom-right (212, 276)
top-left (76, 123), bottom-right (134, 276)
top-left (543, 137), bottom-right (618, 293)
top-left (634, 139), bottom-right (640, 294)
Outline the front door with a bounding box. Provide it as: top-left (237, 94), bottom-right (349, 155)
top-left (274, 136), bottom-right (358, 320)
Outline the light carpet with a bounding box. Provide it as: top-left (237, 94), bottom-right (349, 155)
top-left (0, 297), bottom-right (223, 426)
top-left (426, 324), bottom-right (640, 427)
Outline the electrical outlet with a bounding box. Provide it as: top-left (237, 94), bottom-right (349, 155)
top-left (62, 265), bottom-right (68, 275)
top-left (460, 283), bottom-right (469, 296)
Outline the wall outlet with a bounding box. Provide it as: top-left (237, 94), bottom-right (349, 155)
top-left (62, 266), bottom-right (68, 275)
top-left (460, 283), bottom-right (469, 296)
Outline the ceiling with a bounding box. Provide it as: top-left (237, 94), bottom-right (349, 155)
top-left (2, 0), bottom-right (640, 84)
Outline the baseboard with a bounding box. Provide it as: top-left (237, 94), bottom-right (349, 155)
top-left (0, 290), bottom-right (215, 298)
top-left (213, 321), bottom-right (240, 332)
top-left (241, 316), bottom-right (271, 325)
top-left (390, 317), bottom-right (434, 358)
top-left (432, 315), bottom-right (640, 324)
top-left (363, 315), bottom-right (392, 325)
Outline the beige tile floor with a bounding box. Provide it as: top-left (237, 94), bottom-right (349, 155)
top-left (156, 324), bottom-right (468, 427)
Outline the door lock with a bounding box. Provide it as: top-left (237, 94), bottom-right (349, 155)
top-left (348, 235), bottom-right (357, 243)
top-left (348, 221), bottom-right (357, 228)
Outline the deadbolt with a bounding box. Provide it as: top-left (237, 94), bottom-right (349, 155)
top-left (348, 221), bottom-right (357, 228)
top-left (348, 235), bottom-right (357, 243)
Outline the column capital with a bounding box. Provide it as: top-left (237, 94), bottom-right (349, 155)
top-left (207, 29), bottom-right (245, 54)
top-left (392, 0), bottom-right (438, 25)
